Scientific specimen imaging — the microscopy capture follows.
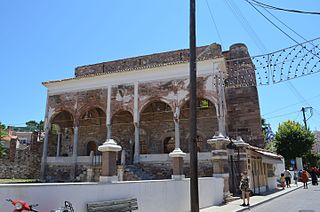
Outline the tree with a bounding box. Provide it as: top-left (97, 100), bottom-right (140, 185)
top-left (302, 152), bottom-right (320, 168)
top-left (25, 120), bottom-right (44, 132)
top-left (0, 121), bottom-right (7, 157)
top-left (274, 120), bottom-right (315, 166)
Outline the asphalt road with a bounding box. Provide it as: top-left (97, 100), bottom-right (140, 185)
top-left (244, 184), bottom-right (320, 212)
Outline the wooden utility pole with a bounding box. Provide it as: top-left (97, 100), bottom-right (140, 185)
top-left (301, 106), bottom-right (313, 129)
top-left (189, 0), bottom-right (199, 211)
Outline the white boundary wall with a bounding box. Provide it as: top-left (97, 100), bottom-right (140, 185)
top-left (1, 177), bottom-right (223, 212)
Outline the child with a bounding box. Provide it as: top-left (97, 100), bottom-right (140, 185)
top-left (280, 173), bottom-right (285, 189)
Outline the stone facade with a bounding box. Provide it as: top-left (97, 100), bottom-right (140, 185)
top-left (41, 43), bottom-right (264, 182)
top-left (0, 132), bottom-right (42, 179)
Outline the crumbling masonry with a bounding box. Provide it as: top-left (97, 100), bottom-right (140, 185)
top-left (41, 43), bottom-right (264, 182)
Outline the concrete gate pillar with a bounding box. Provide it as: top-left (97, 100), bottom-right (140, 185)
top-left (207, 133), bottom-right (230, 197)
top-left (98, 139), bottom-right (122, 183)
top-left (169, 148), bottom-right (186, 180)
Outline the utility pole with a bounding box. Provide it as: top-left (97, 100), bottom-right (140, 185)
top-left (189, 0), bottom-right (199, 211)
top-left (301, 107), bottom-right (313, 129)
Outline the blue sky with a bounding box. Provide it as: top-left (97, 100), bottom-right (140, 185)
top-left (0, 0), bottom-right (320, 133)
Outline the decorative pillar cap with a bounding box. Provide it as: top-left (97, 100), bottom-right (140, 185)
top-left (98, 139), bottom-right (122, 152)
top-left (207, 133), bottom-right (229, 144)
top-left (233, 136), bottom-right (249, 148)
top-left (169, 148), bottom-right (186, 158)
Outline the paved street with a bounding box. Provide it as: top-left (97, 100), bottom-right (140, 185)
top-left (245, 184), bottom-right (320, 212)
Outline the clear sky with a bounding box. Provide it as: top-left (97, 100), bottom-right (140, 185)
top-left (1, 0), bottom-right (320, 134)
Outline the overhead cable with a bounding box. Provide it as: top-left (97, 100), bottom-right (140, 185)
top-left (248, 0), bottom-right (320, 15)
top-left (205, 0), bottom-right (224, 48)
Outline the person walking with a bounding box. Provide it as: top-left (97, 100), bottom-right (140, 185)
top-left (301, 169), bottom-right (310, 189)
top-left (283, 169), bottom-right (292, 188)
top-left (239, 171), bottom-right (250, 206)
top-left (293, 170), bottom-right (298, 186)
top-left (310, 168), bottom-right (318, 186)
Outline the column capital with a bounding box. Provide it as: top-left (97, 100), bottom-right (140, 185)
top-left (169, 148), bottom-right (186, 158)
top-left (98, 139), bottom-right (122, 152)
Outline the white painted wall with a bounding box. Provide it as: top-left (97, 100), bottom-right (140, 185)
top-left (274, 159), bottom-right (285, 179)
top-left (267, 177), bottom-right (277, 190)
top-left (139, 152), bottom-right (212, 162)
top-left (44, 59), bottom-right (225, 95)
top-left (0, 177), bottom-right (223, 212)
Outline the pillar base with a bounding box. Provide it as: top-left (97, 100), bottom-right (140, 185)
top-left (171, 175), bottom-right (185, 180)
top-left (99, 175), bottom-right (118, 183)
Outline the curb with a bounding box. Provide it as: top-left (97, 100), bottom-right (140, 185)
top-left (235, 184), bottom-right (304, 212)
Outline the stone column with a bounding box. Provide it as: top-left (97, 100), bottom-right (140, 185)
top-left (169, 106), bottom-right (186, 180)
top-left (207, 133), bottom-right (230, 197)
top-left (71, 123), bottom-right (79, 180)
top-left (40, 93), bottom-right (50, 181)
top-left (56, 130), bottom-right (62, 157)
top-left (216, 70), bottom-right (227, 136)
top-left (106, 85), bottom-right (112, 139)
top-left (98, 139), bottom-right (122, 183)
top-left (133, 82), bottom-right (140, 163)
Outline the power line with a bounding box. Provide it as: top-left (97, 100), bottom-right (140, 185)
top-left (248, 0), bottom-right (320, 15)
top-left (254, 2), bottom-right (320, 52)
top-left (205, 0), bottom-right (224, 48)
top-left (245, 0), bottom-right (320, 60)
top-left (264, 110), bottom-right (300, 120)
top-left (262, 93), bottom-right (320, 116)
top-left (225, 0), bottom-right (268, 53)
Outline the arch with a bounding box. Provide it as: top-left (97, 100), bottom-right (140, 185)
top-left (78, 105), bottom-right (105, 119)
top-left (163, 136), bottom-right (175, 153)
top-left (185, 131), bottom-right (207, 152)
top-left (111, 110), bottom-right (134, 164)
top-left (86, 140), bottom-right (97, 156)
top-left (111, 110), bottom-right (134, 125)
top-left (180, 98), bottom-right (216, 119)
top-left (140, 100), bottom-right (174, 154)
top-left (50, 110), bottom-right (74, 129)
top-left (139, 97), bottom-right (173, 114)
top-left (79, 107), bottom-right (106, 127)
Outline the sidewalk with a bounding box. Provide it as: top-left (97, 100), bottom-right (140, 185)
top-left (201, 182), bottom-right (304, 212)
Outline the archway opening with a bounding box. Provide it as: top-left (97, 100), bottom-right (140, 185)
top-left (86, 141), bottom-right (97, 156)
top-left (79, 107), bottom-right (106, 156)
top-left (111, 110), bottom-right (134, 164)
top-left (163, 136), bottom-right (175, 153)
top-left (49, 110), bottom-right (74, 157)
top-left (180, 98), bottom-right (218, 152)
top-left (140, 100), bottom-right (173, 154)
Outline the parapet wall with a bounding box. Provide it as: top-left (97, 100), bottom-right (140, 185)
top-left (0, 177), bottom-right (223, 212)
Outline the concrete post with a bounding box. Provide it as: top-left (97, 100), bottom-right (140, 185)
top-left (98, 138), bottom-right (122, 183)
top-left (169, 149), bottom-right (186, 180)
top-left (207, 133), bottom-right (230, 197)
